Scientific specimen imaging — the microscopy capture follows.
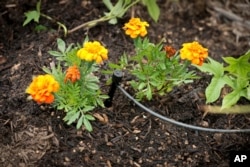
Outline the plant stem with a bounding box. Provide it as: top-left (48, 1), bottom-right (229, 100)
top-left (68, 16), bottom-right (111, 34)
top-left (40, 13), bottom-right (68, 36)
top-left (123, 0), bottom-right (140, 13)
top-left (68, 0), bottom-right (140, 34)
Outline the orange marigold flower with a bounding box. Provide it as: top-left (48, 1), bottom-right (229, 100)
top-left (77, 41), bottom-right (108, 64)
top-left (164, 45), bottom-right (176, 58)
top-left (64, 65), bottom-right (81, 83)
top-left (26, 74), bottom-right (59, 104)
top-left (180, 41), bottom-right (208, 66)
top-left (123, 18), bottom-right (149, 39)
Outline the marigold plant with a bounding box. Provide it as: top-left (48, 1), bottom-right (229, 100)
top-left (106, 17), bottom-right (249, 112)
top-left (104, 18), bottom-right (200, 100)
top-left (122, 18), bottom-right (149, 38)
top-left (26, 74), bottom-right (59, 104)
top-left (180, 41), bottom-right (208, 66)
top-left (27, 38), bottom-right (108, 131)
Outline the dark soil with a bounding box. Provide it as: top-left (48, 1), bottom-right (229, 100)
top-left (1, 0), bottom-right (250, 167)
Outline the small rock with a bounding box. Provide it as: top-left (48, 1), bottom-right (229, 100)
top-left (213, 133), bottom-right (223, 144)
top-left (133, 129), bottom-right (141, 134)
top-left (200, 120), bottom-right (209, 127)
top-left (64, 157), bottom-right (70, 162)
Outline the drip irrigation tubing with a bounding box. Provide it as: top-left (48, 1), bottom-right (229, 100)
top-left (117, 86), bottom-right (250, 133)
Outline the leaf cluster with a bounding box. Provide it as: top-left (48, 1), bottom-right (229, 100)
top-left (195, 51), bottom-right (250, 110)
top-left (103, 0), bottom-right (137, 24)
top-left (103, 0), bottom-right (160, 23)
top-left (23, 0), bottom-right (41, 26)
top-left (43, 38), bottom-right (108, 131)
top-left (105, 37), bottom-right (197, 100)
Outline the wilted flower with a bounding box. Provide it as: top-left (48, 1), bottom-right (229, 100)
top-left (64, 65), bottom-right (81, 83)
top-left (26, 74), bottom-right (59, 104)
top-left (180, 41), bottom-right (208, 66)
top-left (77, 41), bottom-right (108, 64)
top-left (123, 18), bottom-right (149, 38)
top-left (164, 45), bottom-right (176, 58)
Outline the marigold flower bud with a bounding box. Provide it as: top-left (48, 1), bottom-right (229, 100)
top-left (64, 65), bottom-right (81, 83)
top-left (123, 18), bottom-right (149, 39)
top-left (26, 74), bottom-right (59, 104)
top-left (180, 41), bottom-right (208, 66)
top-left (164, 46), bottom-right (176, 58)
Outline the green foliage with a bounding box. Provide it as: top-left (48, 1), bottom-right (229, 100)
top-left (103, 0), bottom-right (137, 24)
top-left (34, 24), bottom-right (48, 32)
top-left (102, 0), bottom-right (160, 24)
top-left (23, 0), bottom-right (67, 36)
top-left (195, 51), bottom-right (250, 110)
top-left (141, 0), bottom-right (160, 22)
top-left (23, 0), bottom-right (160, 35)
top-left (47, 38), bottom-right (78, 65)
top-left (223, 52), bottom-right (250, 78)
top-left (23, 0), bottom-right (41, 26)
top-left (104, 37), bottom-right (197, 101)
top-left (43, 38), bottom-right (108, 131)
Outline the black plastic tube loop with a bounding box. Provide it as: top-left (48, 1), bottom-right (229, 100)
top-left (104, 70), bottom-right (123, 107)
top-left (118, 85), bottom-right (250, 133)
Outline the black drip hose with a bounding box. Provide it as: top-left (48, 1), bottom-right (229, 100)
top-left (104, 70), bottom-right (123, 108)
top-left (118, 86), bottom-right (250, 133)
top-left (107, 70), bottom-right (250, 133)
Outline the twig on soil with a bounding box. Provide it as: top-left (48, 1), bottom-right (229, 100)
top-left (206, 1), bottom-right (250, 44)
top-left (0, 63), bottom-right (12, 72)
top-left (40, 133), bottom-right (55, 140)
top-left (140, 119), bottom-right (151, 139)
top-left (201, 105), bottom-right (250, 114)
top-left (207, 1), bottom-right (250, 28)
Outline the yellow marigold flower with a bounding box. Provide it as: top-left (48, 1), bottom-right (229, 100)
top-left (77, 41), bottom-right (108, 64)
top-left (64, 65), bottom-right (81, 83)
top-left (164, 45), bottom-right (176, 58)
top-left (123, 18), bottom-right (149, 38)
top-left (26, 74), bottom-right (59, 104)
top-left (180, 41), bottom-right (208, 66)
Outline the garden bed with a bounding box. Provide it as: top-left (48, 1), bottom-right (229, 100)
top-left (0, 0), bottom-right (250, 166)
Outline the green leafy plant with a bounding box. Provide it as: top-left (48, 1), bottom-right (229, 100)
top-left (103, 0), bottom-right (140, 24)
top-left (68, 0), bottom-right (160, 33)
top-left (68, 0), bottom-right (140, 33)
top-left (105, 37), bottom-right (197, 100)
top-left (23, 0), bottom-right (67, 36)
top-left (195, 51), bottom-right (250, 110)
top-left (104, 18), bottom-right (199, 101)
top-left (103, 0), bottom-right (160, 23)
top-left (23, 0), bottom-right (160, 35)
top-left (26, 38), bottom-right (109, 131)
